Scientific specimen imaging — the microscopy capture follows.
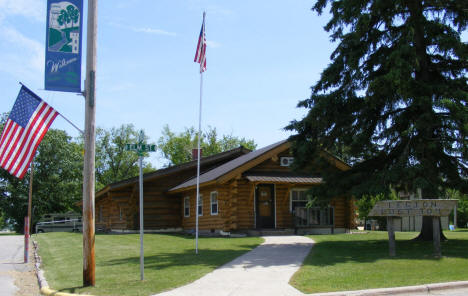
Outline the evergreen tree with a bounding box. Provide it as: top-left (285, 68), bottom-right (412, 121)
top-left (288, 0), bottom-right (467, 240)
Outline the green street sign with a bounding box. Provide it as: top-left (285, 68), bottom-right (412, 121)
top-left (125, 144), bottom-right (138, 151)
top-left (125, 143), bottom-right (156, 153)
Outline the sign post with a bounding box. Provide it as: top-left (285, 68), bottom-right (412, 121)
top-left (124, 131), bottom-right (156, 281)
top-left (369, 199), bottom-right (458, 257)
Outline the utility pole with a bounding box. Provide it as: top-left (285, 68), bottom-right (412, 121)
top-left (83, 0), bottom-right (98, 287)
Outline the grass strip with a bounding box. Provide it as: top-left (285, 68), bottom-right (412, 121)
top-left (36, 232), bottom-right (262, 296)
top-left (291, 230), bottom-right (468, 294)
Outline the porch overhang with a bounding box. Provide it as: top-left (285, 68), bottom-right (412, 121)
top-left (244, 175), bottom-right (322, 184)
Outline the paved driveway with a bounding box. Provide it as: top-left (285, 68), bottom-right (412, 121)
top-left (0, 235), bottom-right (32, 296)
top-left (154, 236), bottom-right (314, 296)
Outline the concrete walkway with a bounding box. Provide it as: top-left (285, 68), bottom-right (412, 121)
top-left (0, 235), bottom-right (31, 296)
top-left (154, 236), bottom-right (314, 296)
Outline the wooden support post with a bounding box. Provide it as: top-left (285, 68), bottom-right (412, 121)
top-left (387, 216), bottom-right (396, 257)
top-left (454, 205), bottom-right (457, 229)
top-left (28, 162), bottom-right (33, 233)
top-left (83, 0), bottom-right (98, 287)
top-left (433, 216), bottom-right (441, 257)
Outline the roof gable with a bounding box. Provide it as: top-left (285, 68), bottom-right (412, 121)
top-left (170, 140), bottom-right (290, 192)
top-left (169, 140), bottom-right (352, 193)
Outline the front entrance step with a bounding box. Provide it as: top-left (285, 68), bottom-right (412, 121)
top-left (246, 229), bottom-right (295, 236)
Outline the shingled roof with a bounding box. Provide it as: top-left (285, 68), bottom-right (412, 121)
top-left (169, 140), bottom-right (290, 192)
top-left (95, 145), bottom-right (251, 198)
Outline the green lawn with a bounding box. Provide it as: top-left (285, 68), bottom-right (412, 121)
top-left (36, 233), bottom-right (262, 296)
top-left (291, 230), bottom-right (468, 294)
top-left (0, 232), bottom-right (18, 235)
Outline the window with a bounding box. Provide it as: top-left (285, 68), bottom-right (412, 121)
top-left (119, 205), bottom-right (123, 221)
top-left (99, 205), bottom-right (103, 222)
top-left (290, 189), bottom-right (334, 226)
top-left (210, 191), bottom-right (218, 215)
top-left (290, 189), bottom-right (309, 213)
top-left (184, 196), bottom-right (190, 217)
top-left (198, 194), bottom-right (203, 216)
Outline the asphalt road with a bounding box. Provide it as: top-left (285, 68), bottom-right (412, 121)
top-left (0, 235), bottom-right (31, 296)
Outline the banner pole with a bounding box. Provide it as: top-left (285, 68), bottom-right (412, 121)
top-left (83, 0), bottom-right (97, 287)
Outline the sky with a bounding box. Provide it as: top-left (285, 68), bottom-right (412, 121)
top-left (1, 0), bottom-right (340, 168)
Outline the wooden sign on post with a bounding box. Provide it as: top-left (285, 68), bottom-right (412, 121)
top-left (369, 199), bottom-right (458, 217)
top-left (369, 199), bottom-right (458, 257)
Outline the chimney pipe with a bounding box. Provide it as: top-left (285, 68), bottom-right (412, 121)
top-left (192, 148), bottom-right (203, 160)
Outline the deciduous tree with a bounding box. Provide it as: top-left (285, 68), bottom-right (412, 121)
top-left (94, 124), bottom-right (154, 190)
top-left (158, 125), bottom-right (256, 166)
top-left (0, 127), bottom-right (83, 232)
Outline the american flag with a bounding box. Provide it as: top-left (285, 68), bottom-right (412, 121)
top-left (194, 12), bottom-right (207, 73)
top-left (0, 86), bottom-right (58, 179)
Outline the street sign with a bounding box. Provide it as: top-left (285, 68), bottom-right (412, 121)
top-left (125, 144), bottom-right (156, 152)
top-left (124, 130), bottom-right (156, 281)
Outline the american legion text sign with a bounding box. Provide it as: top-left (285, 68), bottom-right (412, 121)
top-left (369, 199), bottom-right (458, 217)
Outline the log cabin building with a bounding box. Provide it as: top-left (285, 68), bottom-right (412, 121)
top-left (94, 140), bottom-right (356, 234)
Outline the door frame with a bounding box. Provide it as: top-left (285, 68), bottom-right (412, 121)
top-left (254, 184), bottom-right (276, 229)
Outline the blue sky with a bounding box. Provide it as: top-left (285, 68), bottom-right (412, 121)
top-left (0, 0), bottom-right (335, 167)
top-left (5, 1), bottom-right (464, 168)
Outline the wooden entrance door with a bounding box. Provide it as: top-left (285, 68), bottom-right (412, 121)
top-left (255, 184), bottom-right (275, 229)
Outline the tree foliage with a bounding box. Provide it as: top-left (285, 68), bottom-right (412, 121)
top-left (158, 125), bottom-right (257, 166)
top-left (0, 128), bottom-right (83, 232)
top-left (0, 116), bottom-right (156, 231)
top-left (446, 189), bottom-right (468, 228)
top-left (94, 124), bottom-right (155, 190)
top-left (288, 0), bottom-right (468, 201)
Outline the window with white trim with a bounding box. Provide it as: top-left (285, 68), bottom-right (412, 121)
top-left (198, 194), bottom-right (203, 216)
top-left (184, 196), bottom-right (190, 217)
top-left (210, 191), bottom-right (218, 215)
top-left (290, 189), bottom-right (309, 213)
top-left (290, 189), bottom-right (334, 226)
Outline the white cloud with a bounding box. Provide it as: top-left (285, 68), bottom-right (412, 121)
top-left (132, 27), bottom-right (176, 36)
top-left (0, 26), bottom-right (44, 80)
top-left (0, 0), bottom-right (45, 22)
top-left (108, 21), bottom-right (176, 37)
top-left (206, 40), bottom-right (221, 48)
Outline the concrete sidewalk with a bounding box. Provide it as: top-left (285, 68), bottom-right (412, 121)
top-left (154, 235), bottom-right (314, 296)
top-left (0, 235), bottom-right (34, 296)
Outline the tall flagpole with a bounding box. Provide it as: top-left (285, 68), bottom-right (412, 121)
top-left (195, 65), bottom-right (203, 254)
top-left (195, 11), bottom-right (206, 255)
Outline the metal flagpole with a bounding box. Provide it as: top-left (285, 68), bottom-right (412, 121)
top-left (138, 131), bottom-right (145, 280)
top-left (194, 11), bottom-right (206, 255)
top-left (195, 70), bottom-right (203, 254)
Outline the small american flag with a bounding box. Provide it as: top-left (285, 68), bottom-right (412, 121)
top-left (194, 12), bottom-right (207, 73)
top-left (0, 85), bottom-right (58, 179)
